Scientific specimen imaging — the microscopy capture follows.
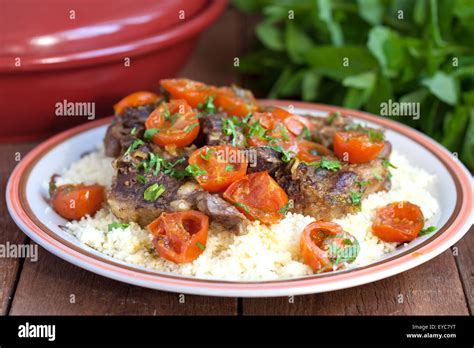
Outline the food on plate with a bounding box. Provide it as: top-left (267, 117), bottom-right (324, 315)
top-left (372, 201), bottom-right (425, 243)
top-left (50, 78), bottom-right (439, 280)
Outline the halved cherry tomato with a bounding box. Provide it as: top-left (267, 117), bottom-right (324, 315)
top-left (213, 86), bottom-right (258, 117)
top-left (300, 221), bottom-right (359, 272)
top-left (188, 145), bottom-right (248, 192)
top-left (247, 113), bottom-right (298, 154)
top-left (114, 91), bottom-right (159, 115)
top-left (372, 201), bottom-right (424, 243)
top-left (297, 140), bottom-right (331, 162)
top-left (145, 99), bottom-right (199, 147)
top-left (223, 172), bottom-right (288, 224)
top-left (271, 107), bottom-right (314, 137)
top-left (148, 211), bottom-right (209, 264)
top-left (333, 131), bottom-right (385, 164)
top-left (160, 79), bottom-right (213, 108)
top-left (51, 184), bottom-right (105, 220)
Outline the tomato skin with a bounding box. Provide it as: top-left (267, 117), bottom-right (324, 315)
top-left (52, 184), bottom-right (105, 220)
top-left (372, 201), bottom-right (424, 243)
top-left (160, 79), bottom-right (213, 108)
top-left (247, 113), bottom-right (299, 154)
top-left (148, 211), bottom-right (209, 264)
top-left (145, 99), bottom-right (199, 147)
top-left (333, 131), bottom-right (384, 164)
top-left (271, 107), bottom-right (313, 137)
top-left (114, 91), bottom-right (159, 115)
top-left (213, 86), bottom-right (258, 117)
top-left (188, 145), bottom-right (248, 193)
top-left (300, 221), bottom-right (359, 272)
top-left (297, 140), bottom-right (331, 162)
top-left (223, 172), bottom-right (289, 224)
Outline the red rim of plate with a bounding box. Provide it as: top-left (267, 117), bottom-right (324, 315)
top-left (6, 100), bottom-right (474, 297)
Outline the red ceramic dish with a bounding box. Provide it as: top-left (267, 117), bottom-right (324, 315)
top-left (1, 0), bottom-right (206, 59)
top-left (0, 0), bottom-right (227, 141)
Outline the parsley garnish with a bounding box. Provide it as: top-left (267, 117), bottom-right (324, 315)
top-left (197, 95), bottom-right (216, 114)
top-left (373, 172), bottom-right (384, 181)
top-left (196, 242), bottom-right (206, 251)
top-left (326, 111), bottom-right (341, 125)
top-left (368, 129), bottom-right (385, 143)
top-left (350, 190), bottom-right (362, 206)
top-left (130, 127), bottom-right (137, 135)
top-left (234, 202), bottom-right (250, 214)
top-left (419, 226), bottom-right (436, 236)
top-left (381, 159), bottom-right (397, 169)
top-left (143, 183), bottom-right (166, 202)
top-left (108, 222), bottom-right (130, 232)
top-left (298, 125), bottom-right (312, 140)
top-left (223, 118), bottom-right (238, 146)
top-left (200, 148), bottom-right (216, 161)
top-left (137, 175), bottom-right (147, 184)
top-left (278, 199), bottom-right (294, 214)
top-left (317, 237), bottom-right (360, 273)
top-left (309, 157), bottom-right (342, 171)
top-left (225, 164), bottom-right (234, 172)
top-left (186, 164), bottom-right (207, 177)
top-left (143, 128), bottom-right (159, 141)
top-left (124, 139), bottom-right (144, 156)
top-left (183, 122), bottom-right (199, 133)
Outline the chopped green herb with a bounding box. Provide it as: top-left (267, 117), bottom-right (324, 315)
top-left (186, 164), bottom-right (207, 177)
top-left (143, 183), bottom-right (166, 202)
top-left (137, 175), bottom-right (147, 184)
top-left (367, 129), bottom-right (385, 143)
top-left (124, 139), bottom-right (144, 156)
top-left (321, 157), bottom-right (342, 171)
top-left (183, 122), bottom-right (199, 133)
top-left (143, 128), bottom-right (159, 141)
top-left (277, 199), bottom-right (294, 214)
top-left (196, 242), bottom-right (206, 251)
top-left (419, 226), bottom-right (436, 236)
top-left (381, 159), bottom-right (397, 169)
top-left (108, 222), bottom-right (130, 232)
top-left (200, 148), bottom-right (216, 161)
top-left (373, 172), bottom-right (384, 181)
top-left (130, 127), bottom-right (137, 135)
top-left (223, 118), bottom-right (238, 146)
top-left (298, 125), bottom-right (312, 140)
top-left (197, 96), bottom-right (216, 114)
top-left (234, 202), bottom-right (250, 214)
top-left (326, 112), bottom-right (341, 125)
top-left (350, 190), bottom-right (362, 206)
top-left (162, 103), bottom-right (171, 120)
top-left (225, 164), bottom-right (234, 172)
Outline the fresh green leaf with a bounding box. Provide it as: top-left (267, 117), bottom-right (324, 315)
top-left (357, 0), bottom-right (384, 25)
top-left (285, 21), bottom-right (314, 64)
top-left (256, 20), bottom-right (284, 51)
top-left (143, 183), bottom-right (166, 202)
top-left (422, 72), bottom-right (458, 105)
top-left (143, 128), bottom-right (159, 141)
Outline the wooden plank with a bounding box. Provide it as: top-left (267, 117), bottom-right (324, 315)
top-left (0, 143), bottom-right (37, 314)
top-left (453, 225), bottom-right (474, 314)
top-left (10, 244), bottom-right (237, 315)
top-left (243, 250), bottom-right (469, 315)
top-left (179, 8), bottom-right (241, 85)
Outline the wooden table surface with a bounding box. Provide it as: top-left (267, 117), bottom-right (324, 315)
top-left (1, 8), bottom-right (472, 316)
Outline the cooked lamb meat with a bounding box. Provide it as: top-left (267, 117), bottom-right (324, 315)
top-left (108, 163), bottom-right (183, 227)
top-left (245, 147), bottom-right (283, 175)
top-left (104, 104), bottom-right (157, 157)
top-left (192, 191), bottom-right (247, 232)
top-left (275, 156), bottom-right (391, 221)
top-left (306, 112), bottom-right (351, 149)
top-left (198, 113), bottom-right (246, 148)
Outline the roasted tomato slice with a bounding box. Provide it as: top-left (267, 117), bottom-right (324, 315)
top-left (247, 113), bottom-right (298, 154)
top-left (114, 91), bottom-right (159, 115)
top-left (297, 140), bottom-right (331, 162)
top-left (372, 201), bottom-right (425, 243)
top-left (148, 211), bottom-right (209, 264)
top-left (160, 78), bottom-right (213, 108)
top-left (300, 221), bottom-right (359, 272)
top-left (213, 86), bottom-right (258, 117)
top-left (223, 172), bottom-right (289, 224)
top-left (333, 130), bottom-right (385, 163)
top-left (51, 184), bottom-right (105, 220)
top-left (145, 99), bottom-right (199, 147)
top-left (271, 107), bottom-right (313, 137)
top-left (188, 145), bottom-right (248, 192)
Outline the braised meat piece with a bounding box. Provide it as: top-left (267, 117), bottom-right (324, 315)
top-left (245, 147), bottom-right (283, 175)
top-left (198, 113), bottom-right (246, 148)
top-left (306, 113), bottom-right (351, 149)
top-left (104, 104), bottom-right (157, 157)
top-left (275, 155), bottom-right (391, 221)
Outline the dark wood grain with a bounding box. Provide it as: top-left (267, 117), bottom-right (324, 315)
top-left (453, 226), bottom-right (474, 314)
top-left (10, 244), bottom-right (236, 315)
top-left (242, 250), bottom-right (469, 315)
top-left (0, 143), bottom-right (37, 314)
